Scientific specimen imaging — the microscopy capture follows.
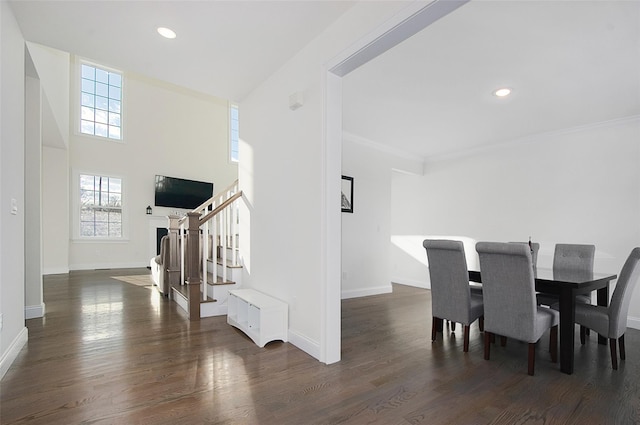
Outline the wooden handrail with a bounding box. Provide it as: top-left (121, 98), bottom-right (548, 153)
top-left (192, 179), bottom-right (240, 213)
top-left (179, 179), bottom-right (239, 225)
top-left (199, 191), bottom-right (243, 226)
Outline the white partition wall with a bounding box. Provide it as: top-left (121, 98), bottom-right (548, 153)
top-left (1, 0), bottom-right (28, 379)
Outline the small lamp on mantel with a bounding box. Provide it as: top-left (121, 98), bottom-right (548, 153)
top-left (146, 205), bottom-right (152, 215)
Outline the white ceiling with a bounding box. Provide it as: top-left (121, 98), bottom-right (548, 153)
top-left (9, 1), bottom-right (640, 160)
top-left (9, 0), bottom-right (356, 102)
top-left (343, 0), bottom-right (640, 160)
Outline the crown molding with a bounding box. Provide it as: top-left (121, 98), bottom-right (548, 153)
top-left (342, 131), bottom-right (425, 163)
top-left (426, 115), bottom-right (640, 164)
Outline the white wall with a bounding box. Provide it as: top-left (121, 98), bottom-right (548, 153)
top-left (341, 135), bottom-right (423, 299)
top-left (24, 75), bottom-right (43, 318)
top-left (26, 41), bottom-right (70, 150)
top-left (24, 42), bottom-right (70, 275)
top-left (390, 117), bottom-right (640, 325)
top-left (0, 0), bottom-right (28, 379)
top-left (42, 146), bottom-right (69, 274)
top-left (67, 63), bottom-right (238, 270)
top-left (239, 1), bottom-right (410, 362)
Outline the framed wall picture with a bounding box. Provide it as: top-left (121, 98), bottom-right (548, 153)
top-left (341, 175), bottom-right (353, 213)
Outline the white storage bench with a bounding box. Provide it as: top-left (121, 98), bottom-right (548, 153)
top-left (227, 289), bottom-right (288, 347)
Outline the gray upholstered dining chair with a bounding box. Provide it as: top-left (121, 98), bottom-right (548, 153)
top-left (537, 243), bottom-right (596, 307)
top-left (509, 241), bottom-right (540, 269)
top-left (423, 239), bottom-right (484, 352)
top-left (476, 242), bottom-right (558, 375)
top-left (575, 247), bottom-right (640, 370)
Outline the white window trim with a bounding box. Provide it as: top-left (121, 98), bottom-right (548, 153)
top-left (71, 169), bottom-right (129, 242)
top-left (74, 56), bottom-right (125, 143)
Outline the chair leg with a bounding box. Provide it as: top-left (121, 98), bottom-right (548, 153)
top-left (451, 321), bottom-right (456, 332)
top-left (619, 334), bottom-right (626, 360)
top-left (580, 326), bottom-right (586, 345)
top-left (463, 325), bottom-right (470, 352)
top-left (528, 343), bottom-right (536, 376)
top-left (431, 317), bottom-right (438, 341)
top-left (550, 325), bottom-right (558, 363)
top-left (479, 316), bottom-right (484, 332)
top-left (484, 331), bottom-right (491, 360)
top-left (609, 338), bottom-right (618, 370)
top-left (500, 336), bottom-right (507, 347)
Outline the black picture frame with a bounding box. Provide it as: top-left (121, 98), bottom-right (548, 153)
top-left (341, 175), bottom-right (354, 213)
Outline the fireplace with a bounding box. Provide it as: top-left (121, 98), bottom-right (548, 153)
top-left (156, 227), bottom-right (168, 255)
top-left (148, 216), bottom-right (170, 261)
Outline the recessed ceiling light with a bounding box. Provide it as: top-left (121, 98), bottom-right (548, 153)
top-left (157, 27), bottom-right (176, 39)
top-left (493, 87), bottom-right (512, 97)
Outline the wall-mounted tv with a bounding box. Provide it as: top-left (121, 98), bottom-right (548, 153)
top-left (154, 175), bottom-right (214, 210)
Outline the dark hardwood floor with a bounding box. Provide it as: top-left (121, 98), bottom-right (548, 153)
top-left (2, 269), bottom-right (639, 424)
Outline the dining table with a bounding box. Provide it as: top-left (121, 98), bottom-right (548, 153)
top-left (468, 268), bottom-right (617, 375)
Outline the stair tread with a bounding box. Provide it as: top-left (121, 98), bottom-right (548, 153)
top-left (206, 257), bottom-right (243, 268)
top-left (171, 284), bottom-right (217, 303)
top-left (202, 272), bottom-right (236, 286)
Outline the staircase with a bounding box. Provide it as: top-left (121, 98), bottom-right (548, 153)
top-left (164, 180), bottom-right (244, 320)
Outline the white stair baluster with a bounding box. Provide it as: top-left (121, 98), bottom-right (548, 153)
top-left (202, 221), bottom-right (208, 300)
top-left (231, 200), bottom-right (238, 266)
top-left (180, 223), bottom-right (185, 285)
top-left (222, 207), bottom-right (228, 283)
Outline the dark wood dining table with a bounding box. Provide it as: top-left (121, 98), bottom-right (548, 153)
top-left (468, 268), bottom-right (617, 375)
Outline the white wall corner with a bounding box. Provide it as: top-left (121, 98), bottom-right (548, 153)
top-left (25, 303), bottom-right (45, 319)
top-left (391, 278), bottom-right (429, 289)
top-left (0, 327), bottom-right (28, 381)
top-left (43, 267), bottom-right (70, 276)
top-left (627, 315), bottom-right (640, 331)
top-left (288, 329), bottom-right (321, 362)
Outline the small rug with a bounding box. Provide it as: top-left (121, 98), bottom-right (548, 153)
top-left (112, 274), bottom-right (154, 287)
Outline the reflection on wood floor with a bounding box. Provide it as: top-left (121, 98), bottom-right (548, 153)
top-left (2, 268), bottom-right (639, 424)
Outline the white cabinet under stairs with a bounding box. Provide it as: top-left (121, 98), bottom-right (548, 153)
top-left (227, 289), bottom-right (288, 347)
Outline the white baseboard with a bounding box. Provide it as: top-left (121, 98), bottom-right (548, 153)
top-left (627, 315), bottom-right (640, 330)
top-left (341, 285), bottom-right (392, 300)
top-left (391, 277), bottom-right (429, 289)
top-left (0, 327), bottom-right (28, 381)
top-left (69, 262), bottom-right (149, 271)
top-left (43, 267), bottom-right (70, 275)
top-left (288, 329), bottom-right (321, 361)
top-left (25, 303), bottom-right (45, 319)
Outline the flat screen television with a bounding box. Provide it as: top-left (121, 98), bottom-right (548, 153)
top-left (154, 175), bottom-right (214, 210)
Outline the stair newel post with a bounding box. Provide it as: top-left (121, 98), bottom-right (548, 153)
top-left (167, 214), bottom-right (181, 298)
top-left (185, 212), bottom-right (202, 320)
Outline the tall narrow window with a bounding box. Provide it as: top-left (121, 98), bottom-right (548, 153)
top-left (80, 63), bottom-right (122, 140)
top-left (230, 104), bottom-right (239, 162)
top-left (79, 174), bottom-right (123, 238)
